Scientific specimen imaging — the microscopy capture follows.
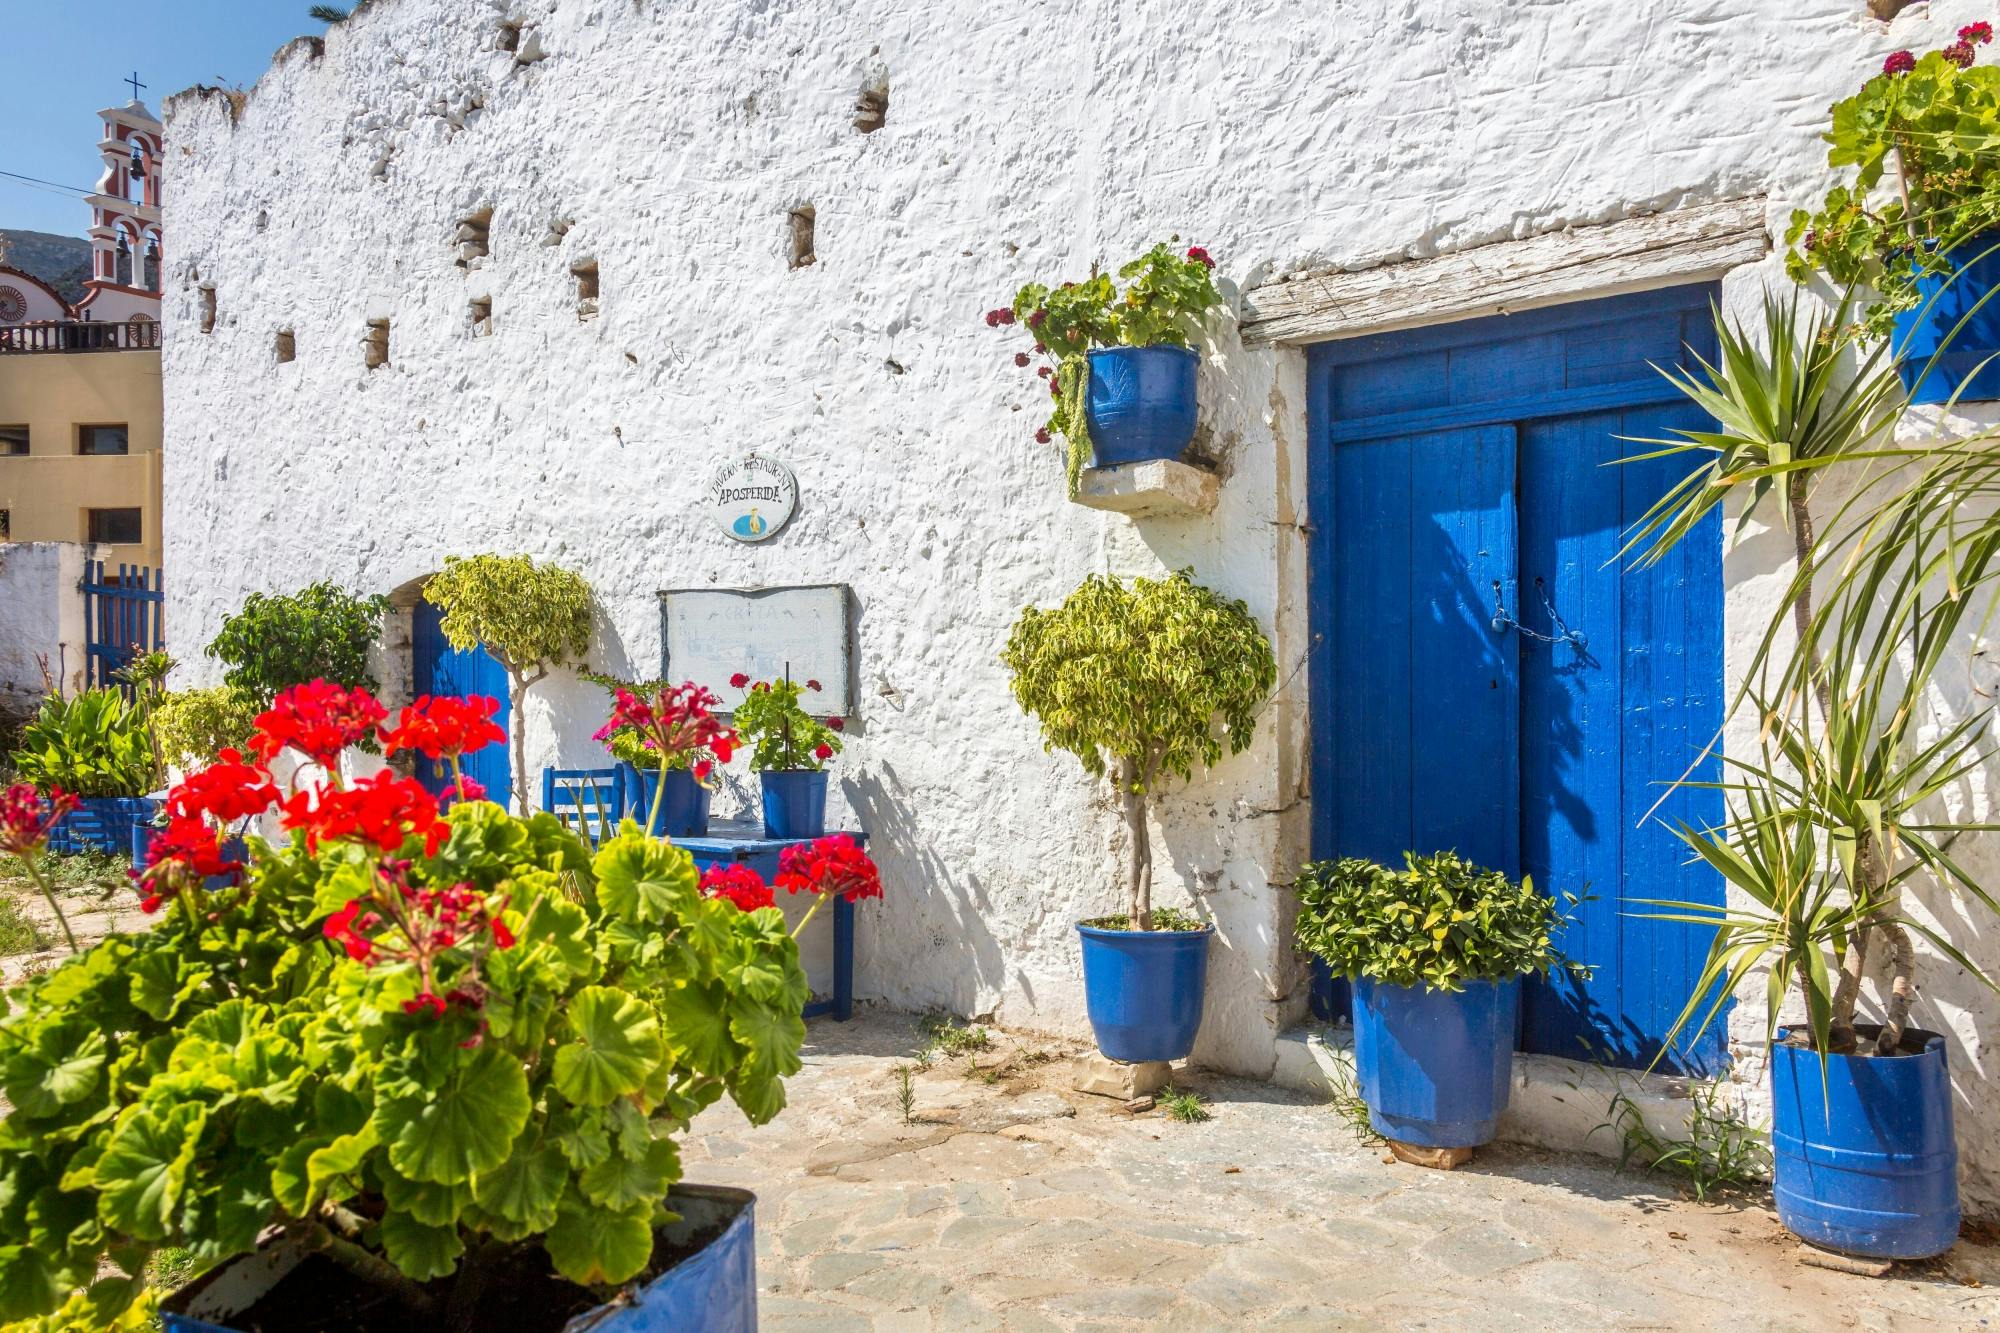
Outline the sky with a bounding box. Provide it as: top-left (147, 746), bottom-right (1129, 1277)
top-left (1, 1), bottom-right (332, 238)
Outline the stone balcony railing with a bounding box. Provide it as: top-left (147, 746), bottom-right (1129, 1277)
top-left (0, 320), bottom-right (160, 354)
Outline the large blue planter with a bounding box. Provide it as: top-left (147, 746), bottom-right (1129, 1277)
top-left (1077, 921), bottom-right (1212, 1063)
top-left (759, 769), bottom-right (828, 840)
top-left (1352, 976), bottom-right (1519, 1148)
top-left (1892, 231), bottom-right (2000, 403)
top-left (56, 795), bottom-right (156, 857)
top-left (1771, 1025), bottom-right (1959, 1260)
top-left (1085, 345), bottom-right (1200, 466)
top-left (161, 1185), bottom-right (758, 1332)
top-left (622, 763), bottom-right (712, 839)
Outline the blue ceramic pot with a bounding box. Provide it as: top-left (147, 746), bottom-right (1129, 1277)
top-left (1085, 345), bottom-right (1200, 466)
top-left (759, 769), bottom-right (828, 840)
top-left (1892, 231), bottom-right (2000, 403)
top-left (1076, 921), bottom-right (1212, 1063)
top-left (61, 795), bottom-right (157, 856)
top-left (1771, 1025), bottom-right (1959, 1260)
top-left (1352, 976), bottom-right (1519, 1148)
top-left (622, 763), bottom-right (712, 839)
top-left (161, 1185), bottom-right (758, 1333)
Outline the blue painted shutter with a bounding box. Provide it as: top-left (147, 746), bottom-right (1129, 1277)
top-left (411, 601), bottom-right (514, 810)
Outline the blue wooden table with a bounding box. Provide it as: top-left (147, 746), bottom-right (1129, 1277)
top-left (677, 820), bottom-right (863, 1023)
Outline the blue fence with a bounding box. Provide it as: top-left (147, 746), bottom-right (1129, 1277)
top-left (82, 560), bottom-right (163, 689)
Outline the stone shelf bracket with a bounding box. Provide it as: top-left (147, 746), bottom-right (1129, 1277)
top-left (1072, 458), bottom-right (1221, 517)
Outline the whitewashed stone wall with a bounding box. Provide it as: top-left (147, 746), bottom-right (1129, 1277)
top-left (162, 0), bottom-right (2000, 1205)
top-left (0, 542), bottom-right (102, 720)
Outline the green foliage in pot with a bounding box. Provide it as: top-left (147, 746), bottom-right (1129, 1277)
top-left (0, 797), bottom-right (808, 1328)
top-left (151, 686), bottom-right (263, 770)
top-left (731, 674), bottom-right (841, 773)
top-left (206, 581), bottom-right (388, 705)
top-left (423, 555), bottom-right (593, 812)
top-left (1786, 27), bottom-right (2000, 337)
top-left (1294, 853), bottom-right (1578, 991)
top-left (986, 241), bottom-right (1222, 494)
top-left (7, 688), bottom-right (157, 798)
top-left (1003, 570), bottom-right (1273, 930)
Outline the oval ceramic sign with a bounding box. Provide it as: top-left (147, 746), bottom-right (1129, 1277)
top-left (709, 453), bottom-right (798, 543)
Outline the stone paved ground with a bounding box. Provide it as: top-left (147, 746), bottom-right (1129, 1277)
top-left (683, 1012), bottom-right (2000, 1332)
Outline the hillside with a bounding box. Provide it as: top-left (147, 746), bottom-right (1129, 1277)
top-left (0, 230), bottom-right (91, 306)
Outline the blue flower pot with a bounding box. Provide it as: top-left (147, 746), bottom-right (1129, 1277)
top-left (1352, 976), bottom-right (1519, 1148)
top-left (161, 1185), bottom-right (758, 1332)
top-left (1771, 1025), bottom-right (1959, 1260)
top-left (623, 763), bottom-right (712, 838)
top-left (60, 795), bottom-right (156, 856)
top-left (1892, 231), bottom-right (2000, 403)
top-left (1085, 345), bottom-right (1200, 467)
top-left (759, 769), bottom-right (828, 840)
top-left (1077, 921), bottom-right (1212, 1063)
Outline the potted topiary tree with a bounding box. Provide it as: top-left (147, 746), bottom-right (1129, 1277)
top-left (0, 683), bottom-right (815, 1332)
top-left (986, 241), bottom-right (1222, 495)
top-left (1003, 570), bottom-right (1274, 1064)
top-left (730, 672), bottom-right (843, 839)
top-left (1787, 23), bottom-right (2000, 400)
top-left (421, 554), bottom-right (593, 814)
top-left (1295, 854), bottom-right (1578, 1154)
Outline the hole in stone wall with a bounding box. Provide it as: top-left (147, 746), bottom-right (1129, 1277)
top-left (199, 287), bottom-right (217, 334)
top-left (456, 209), bottom-right (493, 267)
top-left (365, 318), bottom-right (390, 369)
top-left (1867, 0), bottom-right (1920, 18)
top-left (275, 328), bottom-right (295, 363)
top-left (572, 261), bottom-right (600, 320)
top-left (854, 81), bottom-right (888, 133)
top-left (496, 20), bottom-right (521, 52)
top-left (470, 297), bottom-right (493, 336)
top-left (789, 206), bottom-right (816, 269)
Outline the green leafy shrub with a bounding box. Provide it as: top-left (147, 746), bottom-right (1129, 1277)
top-left (1003, 570), bottom-right (1273, 929)
top-left (1786, 31), bottom-right (2000, 336)
top-left (151, 687), bottom-right (263, 769)
top-left (731, 675), bottom-right (841, 772)
top-left (989, 241), bottom-right (1223, 493)
top-left (8, 689), bottom-right (156, 797)
top-left (1295, 853), bottom-right (1578, 990)
top-left (423, 555), bottom-right (593, 810)
top-left (0, 795), bottom-right (807, 1325)
top-left (206, 582), bottom-right (388, 705)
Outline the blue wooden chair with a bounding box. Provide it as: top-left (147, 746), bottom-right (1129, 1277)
top-left (541, 766), bottom-right (628, 846)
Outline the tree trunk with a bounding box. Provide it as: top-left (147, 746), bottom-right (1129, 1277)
top-left (1788, 489), bottom-right (1834, 727)
top-left (1119, 756), bottom-right (1152, 930)
top-left (1874, 908), bottom-right (1917, 1055)
top-left (507, 667), bottom-right (548, 814)
top-left (1828, 833), bottom-right (1879, 1051)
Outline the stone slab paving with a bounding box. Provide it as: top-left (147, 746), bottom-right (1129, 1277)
top-left (682, 1012), bottom-right (2000, 1331)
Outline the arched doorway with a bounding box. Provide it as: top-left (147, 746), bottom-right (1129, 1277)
top-left (410, 598), bottom-right (513, 809)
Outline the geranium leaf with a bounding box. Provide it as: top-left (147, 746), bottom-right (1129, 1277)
top-left (128, 954), bottom-right (210, 1023)
top-left (0, 1245), bottom-right (63, 1321)
top-left (544, 1198), bottom-right (654, 1286)
top-left (658, 983), bottom-right (731, 1077)
top-left (95, 1104), bottom-right (206, 1241)
top-left (548, 1108), bottom-right (611, 1171)
top-left (553, 987), bottom-right (663, 1108)
top-left (727, 995), bottom-right (805, 1083)
top-left (379, 1209), bottom-right (463, 1282)
top-left (378, 1047), bottom-right (530, 1185)
top-left (578, 1137), bottom-right (678, 1211)
top-left (591, 832), bottom-right (698, 924)
top-left (471, 1143), bottom-right (566, 1228)
top-left (5, 1029), bottom-right (106, 1120)
top-left (382, 1169), bottom-right (472, 1228)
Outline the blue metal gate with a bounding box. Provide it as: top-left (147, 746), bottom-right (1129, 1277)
top-left (1307, 284), bottom-right (1727, 1074)
top-left (81, 560), bottom-right (163, 688)
top-left (411, 600), bottom-right (513, 809)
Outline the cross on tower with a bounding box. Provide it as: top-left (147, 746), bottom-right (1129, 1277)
top-left (125, 71), bottom-right (146, 101)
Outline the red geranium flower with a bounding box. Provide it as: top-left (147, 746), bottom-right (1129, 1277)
top-left (1185, 245), bottom-right (1215, 269)
top-left (592, 682), bottom-right (738, 772)
top-left (324, 899), bottom-right (376, 961)
top-left (1962, 22), bottom-right (1993, 45)
top-left (380, 695), bottom-right (505, 762)
top-left (0, 783), bottom-right (77, 857)
top-left (827, 718), bottom-right (845, 732)
top-left (165, 749), bottom-right (278, 825)
top-left (775, 833), bottom-right (882, 903)
top-left (812, 742), bottom-right (834, 761)
top-left (1884, 49), bottom-right (1916, 77)
top-left (135, 814), bottom-right (246, 910)
top-left (250, 680), bottom-right (388, 768)
top-left (1946, 40), bottom-right (1976, 69)
top-left (701, 862), bottom-right (775, 912)
top-left (282, 771), bottom-right (450, 855)
top-left (730, 672), bottom-right (751, 688)
top-left (403, 991), bottom-right (447, 1019)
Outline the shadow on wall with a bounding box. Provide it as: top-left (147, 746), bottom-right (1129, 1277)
top-left (842, 760), bottom-right (1012, 1020)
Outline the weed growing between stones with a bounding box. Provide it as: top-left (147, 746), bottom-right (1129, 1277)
top-left (895, 1065), bottom-right (917, 1125)
top-left (1324, 1059), bottom-right (1382, 1147)
top-left (1599, 1079), bottom-right (1770, 1203)
top-left (1159, 1086), bottom-right (1211, 1124)
top-left (0, 893), bottom-right (46, 955)
top-left (920, 1013), bottom-right (991, 1062)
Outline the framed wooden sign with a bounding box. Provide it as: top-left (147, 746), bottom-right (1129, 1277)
top-left (658, 583), bottom-right (853, 715)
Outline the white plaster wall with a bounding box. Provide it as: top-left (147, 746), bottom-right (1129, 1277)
top-left (159, 0), bottom-right (2000, 1204)
top-left (0, 541), bottom-right (101, 719)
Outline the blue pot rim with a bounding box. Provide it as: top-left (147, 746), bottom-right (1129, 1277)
top-left (1353, 972), bottom-right (1528, 993)
top-left (758, 768), bottom-right (829, 777)
top-left (1775, 1024), bottom-right (1947, 1058)
top-left (1075, 921), bottom-right (1215, 941)
top-left (1086, 344), bottom-right (1199, 366)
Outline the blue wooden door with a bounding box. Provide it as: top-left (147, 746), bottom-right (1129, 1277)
top-left (411, 600), bottom-right (512, 810)
top-left (1308, 286), bottom-right (1726, 1074)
